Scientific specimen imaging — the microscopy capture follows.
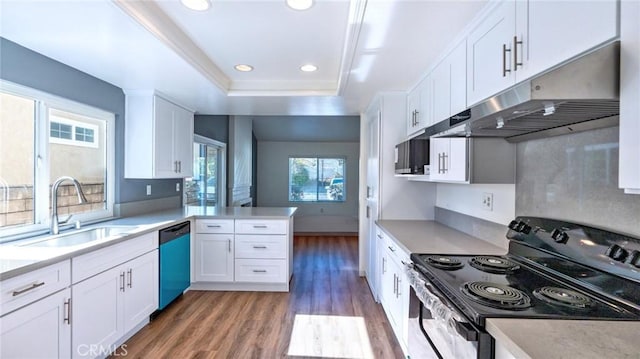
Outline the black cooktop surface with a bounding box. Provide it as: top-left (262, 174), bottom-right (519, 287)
top-left (411, 253), bottom-right (640, 327)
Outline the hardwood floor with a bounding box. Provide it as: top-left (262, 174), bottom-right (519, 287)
top-left (115, 235), bottom-right (404, 358)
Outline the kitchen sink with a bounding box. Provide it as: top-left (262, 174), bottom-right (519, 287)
top-left (21, 226), bottom-right (138, 248)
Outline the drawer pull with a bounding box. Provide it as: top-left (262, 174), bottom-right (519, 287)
top-left (127, 269), bottom-right (133, 288)
top-left (253, 245), bottom-right (267, 249)
top-left (120, 272), bottom-right (126, 292)
top-left (253, 225), bottom-right (268, 229)
top-left (12, 281), bottom-right (45, 296)
top-left (63, 298), bottom-right (71, 325)
top-left (388, 246), bottom-right (395, 252)
top-left (252, 269), bottom-right (267, 273)
top-left (207, 225), bottom-right (222, 228)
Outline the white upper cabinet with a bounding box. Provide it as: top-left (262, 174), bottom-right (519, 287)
top-left (467, 0), bottom-right (618, 107)
top-left (124, 92), bottom-right (194, 179)
top-left (406, 75), bottom-right (432, 137)
top-left (432, 40), bottom-right (467, 125)
top-left (620, 0), bottom-right (640, 194)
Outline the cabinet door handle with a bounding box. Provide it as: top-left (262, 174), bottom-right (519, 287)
top-left (179, 160), bottom-right (182, 173)
top-left (414, 110), bottom-right (419, 126)
top-left (376, 234), bottom-right (382, 239)
top-left (127, 268), bottom-right (133, 288)
top-left (252, 269), bottom-right (267, 273)
top-left (443, 153), bottom-right (449, 173)
top-left (502, 44), bottom-right (512, 77)
top-left (228, 239), bottom-right (231, 252)
top-left (120, 272), bottom-right (126, 292)
top-left (513, 35), bottom-right (523, 70)
top-left (253, 225), bottom-right (268, 229)
top-left (63, 298), bottom-right (71, 325)
top-left (382, 257), bottom-right (386, 274)
top-left (12, 281), bottom-right (45, 296)
top-left (437, 153), bottom-right (442, 174)
top-left (396, 277), bottom-right (402, 298)
top-left (207, 224), bottom-right (221, 228)
top-left (393, 273), bottom-right (397, 294)
top-left (253, 245), bottom-right (267, 249)
top-left (388, 245), bottom-right (395, 252)
top-left (366, 206), bottom-right (370, 219)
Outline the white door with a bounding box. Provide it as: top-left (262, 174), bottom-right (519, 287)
top-left (449, 40), bottom-right (468, 116)
top-left (447, 138), bottom-right (469, 182)
top-left (72, 266), bottom-right (123, 359)
top-left (366, 110), bottom-right (380, 299)
top-left (153, 96), bottom-right (177, 178)
top-left (467, 0), bottom-right (516, 106)
top-left (122, 250), bottom-right (158, 333)
top-left (516, 0), bottom-right (618, 82)
top-left (173, 106), bottom-right (194, 176)
top-left (406, 88), bottom-right (421, 136)
top-left (195, 234), bottom-right (234, 282)
top-left (431, 58), bottom-right (451, 124)
top-left (1, 289), bottom-right (71, 359)
top-left (429, 138), bottom-right (450, 181)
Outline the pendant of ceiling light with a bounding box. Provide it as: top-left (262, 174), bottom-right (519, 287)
top-left (181, 0), bottom-right (211, 11)
top-left (286, 0), bottom-right (314, 11)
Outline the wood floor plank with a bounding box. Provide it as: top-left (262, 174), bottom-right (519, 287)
top-left (114, 235), bottom-right (404, 359)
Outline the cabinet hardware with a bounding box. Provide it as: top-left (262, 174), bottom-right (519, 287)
top-left (502, 44), bottom-right (512, 77)
top-left (173, 161), bottom-right (177, 173)
top-left (11, 281), bottom-right (45, 296)
top-left (207, 224), bottom-right (221, 228)
top-left (120, 272), bottom-right (125, 292)
top-left (253, 245), bottom-right (267, 249)
top-left (228, 239), bottom-right (231, 252)
top-left (382, 257), bottom-right (386, 274)
top-left (442, 153), bottom-right (449, 174)
top-left (366, 206), bottom-right (370, 219)
top-left (414, 110), bottom-right (419, 127)
top-left (178, 160), bottom-right (182, 173)
top-left (127, 268), bottom-right (133, 288)
top-left (63, 298), bottom-right (71, 325)
top-left (252, 269), bottom-right (267, 273)
top-left (513, 35), bottom-right (523, 70)
top-left (396, 277), bottom-right (402, 298)
top-left (376, 234), bottom-right (383, 239)
top-left (388, 245), bottom-right (395, 252)
top-left (393, 273), bottom-right (397, 294)
top-left (366, 186), bottom-right (371, 198)
top-left (438, 153), bottom-right (443, 174)
top-left (253, 225), bottom-right (268, 229)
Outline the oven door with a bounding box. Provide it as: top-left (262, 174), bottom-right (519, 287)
top-left (406, 265), bottom-right (489, 359)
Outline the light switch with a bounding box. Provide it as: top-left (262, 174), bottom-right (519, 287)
top-left (146, 185), bottom-right (151, 196)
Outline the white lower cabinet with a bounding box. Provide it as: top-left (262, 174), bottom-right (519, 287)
top-left (72, 250), bottom-right (158, 359)
top-left (377, 226), bottom-right (410, 352)
top-left (195, 234), bottom-right (234, 282)
top-left (0, 288), bottom-right (71, 359)
top-left (193, 218), bottom-right (293, 291)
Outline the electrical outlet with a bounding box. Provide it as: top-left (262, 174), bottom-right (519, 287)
top-left (146, 185), bottom-right (151, 196)
top-left (482, 192), bottom-right (493, 211)
top-left (176, 182), bottom-right (180, 192)
top-left (320, 207), bottom-right (324, 213)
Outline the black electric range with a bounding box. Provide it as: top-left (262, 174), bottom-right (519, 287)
top-left (407, 217), bottom-right (640, 359)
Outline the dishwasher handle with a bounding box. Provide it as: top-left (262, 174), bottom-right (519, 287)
top-left (160, 221), bottom-right (191, 245)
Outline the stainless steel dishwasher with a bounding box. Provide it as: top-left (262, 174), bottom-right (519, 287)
top-left (158, 221), bottom-right (190, 310)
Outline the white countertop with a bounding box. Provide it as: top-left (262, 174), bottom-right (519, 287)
top-left (0, 206), bottom-right (297, 280)
top-left (376, 220), bottom-right (506, 255)
top-left (487, 318), bottom-right (640, 359)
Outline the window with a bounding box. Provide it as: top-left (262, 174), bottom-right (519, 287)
top-left (184, 135), bottom-right (226, 207)
top-left (0, 81), bottom-right (115, 239)
top-left (289, 157), bottom-right (345, 202)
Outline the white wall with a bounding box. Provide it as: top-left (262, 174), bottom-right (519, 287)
top-left (436, 183), bottom-right (515, 225)
top-left (256, 141), bottom-right (359, 232)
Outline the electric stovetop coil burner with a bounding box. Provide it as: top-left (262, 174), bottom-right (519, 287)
top-left (533, 286), bottom-right (595, 309)
top-left (462, 281), bottom-right (532, 310)
top-left (424, 255), bottom-right (464, 270)
top-left (469, 256), bottom-right (520, 274)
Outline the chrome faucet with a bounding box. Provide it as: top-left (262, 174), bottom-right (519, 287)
top-left (51, 176), bottom-right (88, 235)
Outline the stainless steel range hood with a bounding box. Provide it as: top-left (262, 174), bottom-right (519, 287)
top-left (430, 41), bottom-right (620, 143)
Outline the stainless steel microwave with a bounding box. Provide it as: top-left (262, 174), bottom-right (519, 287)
top-left (395, 138), bottom-right (429, 174)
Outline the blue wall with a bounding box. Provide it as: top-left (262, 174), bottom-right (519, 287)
top-left (0, 37), bottom-right (180, 204)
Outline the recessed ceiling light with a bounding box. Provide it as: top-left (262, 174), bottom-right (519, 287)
top-left (286, 0), bottom-right (313, 11)
top-left (234, 64), bottom-right (254, 72)
top-left (300, 64), bottom-right (318, 72)
top-left (181, 0), bottom-right (210, 11)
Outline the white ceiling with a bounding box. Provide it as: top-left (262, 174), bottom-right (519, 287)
top-left (0, 0), bottom-right (487, 116)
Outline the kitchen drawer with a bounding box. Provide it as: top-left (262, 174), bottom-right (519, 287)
top-left (235, 220), bottom-right (287, 235)
top-left (1, 260), bottom-right (70, 316)
top-left (196, 219), bottom-right (234, 234)
top-left (234, 259), bottom-right (287, 283)
top-left (235, 235), bottom-right (287, 259)
top-left (381, 231), bottom-right (410, 265)
top-left (72, 231), bottom-right (157, 284)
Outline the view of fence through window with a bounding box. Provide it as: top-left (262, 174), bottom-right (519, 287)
top-left (0, 90), bottom-right (109, 231)
top-left (288, 157), bottom-right (345, 202)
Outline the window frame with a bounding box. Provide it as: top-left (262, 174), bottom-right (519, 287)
top-left (49, 116), bottom-right (99, 148)
top-left (0, 80), bottom-right (116, 239)
top-left (288, 156), bottom-right (346, 203)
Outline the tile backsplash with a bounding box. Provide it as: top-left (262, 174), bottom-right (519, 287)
top-left (516, 126), bottom-right (640, 237)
